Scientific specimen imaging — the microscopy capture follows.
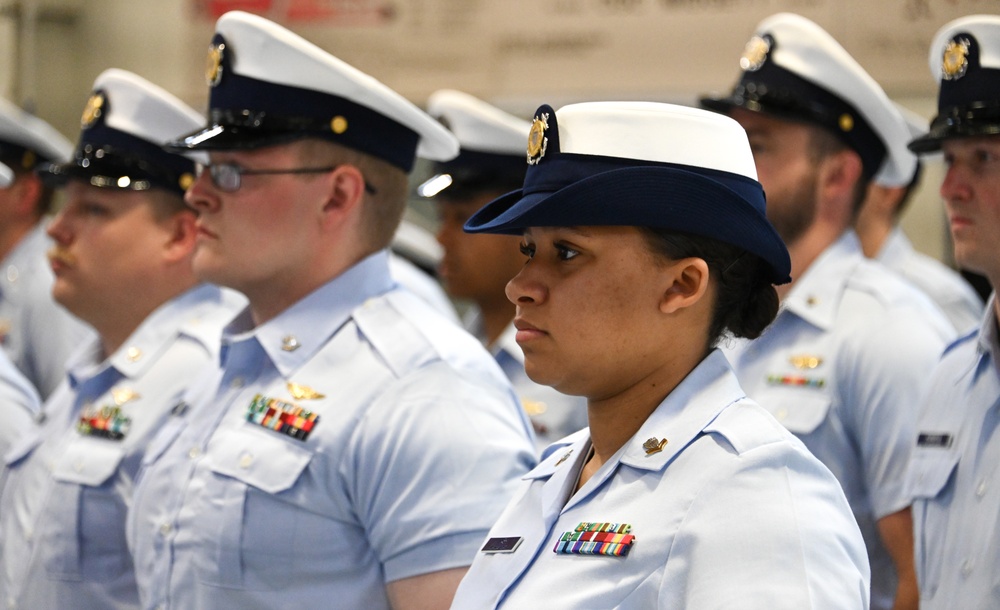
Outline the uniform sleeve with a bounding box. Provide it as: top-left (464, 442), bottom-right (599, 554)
top-left (660, 437), bottom-right (870, 610)
top-left (838, 311), bottom-right (948, 520)
top-left (341, 361), bottom-right (536, 583)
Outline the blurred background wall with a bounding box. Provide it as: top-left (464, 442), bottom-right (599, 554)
top-left (1, 0), bottom-right (993, 262)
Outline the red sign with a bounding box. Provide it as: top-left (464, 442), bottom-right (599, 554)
top-left (194, 0), bottom-right (394, 24)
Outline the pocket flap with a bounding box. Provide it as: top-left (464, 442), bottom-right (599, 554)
top-left (907, 449), bottom-right (959, 499)
top-left (51, 439), bottom-right (126, 487)
top-left (205, 427), bottom-right (312, 494)
top-left (758, 389), bottom-right (832, 435)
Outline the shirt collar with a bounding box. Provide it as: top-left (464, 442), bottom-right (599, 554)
top-left (875, 227), bottom-right (911, 268)
top-left (522, 349), bottom-right (745, 482)
top-left (782, 231), bottom-right (862, 330)
top-left (67, 283), bottom-right (228, 389)
top-left (221, 250), bottom-right (395, 378)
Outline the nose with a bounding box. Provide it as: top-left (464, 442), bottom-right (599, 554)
top-left (505, 264), bottom-right (546, 307)
top-left (185, 167), bottom-right (221, 213)
top-left (46, 207), bottom-right (71, 245)
top-left (940, 161), bottom-right (972, 205)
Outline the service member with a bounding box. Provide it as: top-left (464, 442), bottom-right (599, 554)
top-left (701, 13), bottom-right (954, 610)
top-left (855, 104), bottom-right (983, 332)
top-left (0, 98), bottom-right (93, 398)
top-left (127, 12), bottom-right (535, 610)
top-left (0, 69), bottom-right (246, 609)
top-left (905, 15), bottom-right (1000, 609)
top-left (451, 100), bottom-right (869, 609)
top-left (424, 89), bottom-right (587, 451)
top-left (0, 347), bottom-right (40, 507)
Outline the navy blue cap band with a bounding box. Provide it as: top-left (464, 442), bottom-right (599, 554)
top-left (41, 124), bottom-right (194, 195)
top-left (173, 50), bottom-right (421, 172)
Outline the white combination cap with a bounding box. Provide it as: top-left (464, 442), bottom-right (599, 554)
top-left (701, 12), bottom-right (916, 187)
top-left (0, 96), bottom-right (73, 171)
top-left (41, 69), bottom-right (204, 195)
top-left (171, 10), bottom-right (458, 172)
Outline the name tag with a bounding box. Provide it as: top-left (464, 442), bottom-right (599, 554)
top-left (481, 537), bottom-right (522, 554)
top-left (917, 432), bottom-right (953, 448)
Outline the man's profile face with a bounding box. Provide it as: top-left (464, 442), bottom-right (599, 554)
top-left (730, 107), bottom-right (821, 248)
top-left (940, 135), bottom-right (1000, 280)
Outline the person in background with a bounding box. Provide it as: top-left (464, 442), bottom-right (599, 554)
top-left (0, 68), bottom-right (246, 609)
top-left (905, 14), bottom-right (1000, 609)
top-left (389, 218), bottom-right (460, 323)
top-left (0, 98), bottom-right (93, 398)
top-left (451, 100), bottom-right (869, 609)
top-left (424, 89), bottom-right (588, 452)
top-left (855, 104), bottom-right (983, 332)
top-left (128, 12), bottom-right (535, 610)
top-left (700, 13), bottom-right (955, 610)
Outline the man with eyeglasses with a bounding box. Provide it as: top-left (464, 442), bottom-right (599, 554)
top-left (127, 11), bottom-right (535, 610)
top-left (0, 69), bottom-right (246, 609)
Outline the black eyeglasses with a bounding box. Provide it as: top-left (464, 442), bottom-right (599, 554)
top-left (196, 162), bottom-right (377, 194)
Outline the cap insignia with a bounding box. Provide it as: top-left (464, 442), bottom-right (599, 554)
top-left (527, 112), bottom-right (550, 165)
top-left (20, 150), bottom-right (36, 170)
top-left (81, 93), bottom-right (105, 129)
top-left (838, 113), bottom-right (854, 132)
top-left (206, 42), bottom-right (226, 87)
top-left (178, 172), bottom-right (194, 191)
top-left (740, 35), bottom-right (771, 72)
top-left (942, 37), bottom-right (970, 81)
top-left (330, 115), bottom-right (348, 134)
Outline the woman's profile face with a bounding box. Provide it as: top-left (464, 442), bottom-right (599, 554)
top-left (507, 225), bottom-right (680, 401)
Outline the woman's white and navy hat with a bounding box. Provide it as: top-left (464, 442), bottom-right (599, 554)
top-left (417, 89), bottom-right (530, 198)
top-left (41, 69), bottom-right (203, 196)
top-left (909, 15), bottom-right (1000, 153)
top-left (169, 11), bottom-right (458, 173)
top-left (464, 101), bottom-right (792, 285)
top-left (700, 13), bottom-right (916, 188)
top-left (0, 96), bottom-right (72, 173)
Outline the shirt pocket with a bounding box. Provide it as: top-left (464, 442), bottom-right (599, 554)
top-left (756, 389), bottom-right (831, 435)
top-left (198, 426), bottom-right (314, 591)
top-left (907, 448), bottom-right (959, 599)
top-left (45, 439), bottom-right (129, 582)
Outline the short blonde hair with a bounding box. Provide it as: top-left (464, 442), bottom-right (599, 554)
top-left (296, 139), bottom-right (409, 251)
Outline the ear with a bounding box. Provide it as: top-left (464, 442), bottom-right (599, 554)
top-left (161, 209), bottom-right (199, 264)
top-left (320, 165), bottom-right (367, 226)
top-left (817, 149), bottom-right (863, 214)
top-left (659, 257), bottom-right (710, 315)
top-left (9, 174), bottom-right (43, 216)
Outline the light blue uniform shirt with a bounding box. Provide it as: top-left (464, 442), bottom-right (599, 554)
top-left (724, 231), bottom-right (954, 610)
top-left (451, 350), bottom-right (870, 609)
top-left (908, 295), bottom-right (1000, 609)
top-left (0, 223), bottom-right (93, 399)
top-left (877, 227), bottom-right (983, 334)
top-left (467, 310), bottom-right (588, 454)
top-left (128, 251), bottom-right (536, 610)
top-left (0, 349), bottom-right (40, 507)
top-left (0, 284), bottom-right (245, 610)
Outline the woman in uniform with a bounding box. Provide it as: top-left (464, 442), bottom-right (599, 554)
top-left (449, 101), bottom-right (870, 609)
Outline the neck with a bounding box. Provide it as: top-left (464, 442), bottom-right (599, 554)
top-left (854, 221), bottom-right (892, 259)
top-left (94, 277), bottom-right (198, 359)
top-left (777, 225), bottom-right (845, 300)
top-left (0, 220), bottom-right (36, 262)
top-left (577, 346), bottom-right (706, 490)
